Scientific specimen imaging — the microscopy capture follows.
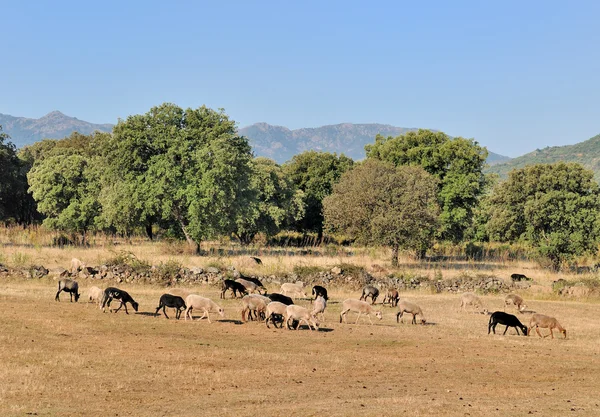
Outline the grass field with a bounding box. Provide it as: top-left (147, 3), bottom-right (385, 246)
top-left (2, 279), bottom-right (600, 416)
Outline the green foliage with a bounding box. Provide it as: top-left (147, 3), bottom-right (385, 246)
top-left (335, 263), bottom-right (365, 277)
top-left (487, 162), bottom-right (600, 270)
top-left (365, 129), bottom-right (488, 242)
top-left (284, 151), bottom-right (354, 237)
top-left (292, 264), bottom-right (326, 278)
top-left (324, 159), bottom-right (440, 265)
top-left (104, 251), bottom-right (151, 273)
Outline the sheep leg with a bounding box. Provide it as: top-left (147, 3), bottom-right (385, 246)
top-left (296, 318), bottom-right (304, 330)
top-left (113, 300), bottom-right (123, 313)
top-left (535, 327), bottom-right (543, 338)
top-left (201, 309), bottom-right (211, 323)
top-left (503, 325), bottom-right (509, 335)
top-left (340, 309), bottom-right (348, 324)
top-left (55, 290), bottom-right (62, 302)
top-left (549, 328), bottom-right (554, 339)
top-left (368, 314), bottom-right (374, 325)
top-left (123, 303), bottom-right (129, 315)
top-left (355, 312), bottom-right (362, 324)
top-left (69, 292), bottom-right (73, 302)
top-left (412, 314), bottom-right (417, 325)
top-left (162, 306), bottom-right (169, 319)
top-left (397, 311), bottom-right (404, 324)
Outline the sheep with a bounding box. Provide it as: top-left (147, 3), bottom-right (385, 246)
top-left (167, 288), bottom-right (193, 300)
top-left (267, 293), bottom-right (294, 305)
top-left (241, 294), bottom-right (269, 322)
top-left (284, 305), bottom-right (319, 331)
top-left (504, 294), bottom-right (527, 313)
top-left (245, 294), bottom-right (272, 321)
top-left (184, 295), bottom-right (225, 323)
top-left (382, 289), bottom-right (399, 307)
top-left (396, 300), bottom-right (426, 325)
top-left (359, 285), bottom-right (379, 304)
top-left (488, 311), bottom-right (528, 336)
top-left (55, 279), bottom-right (80, 302)
top-left (311, 295), bottom-right (327, 322)
top-left (511, 273), bottom-right (531, 282)
top-left (101, 287), bottom-right (139, 314)
top-left (70, 258), bottom-right (85, 273)
top-left (459, 292), bottom-right (487, 314)
top-left (239, 276), bottom-right (267, 293)
top-left (155, 294), bottom-right (187, 319)
top-left (280, 282), bottom-right (307, 299)
top-left (311, 285), bottom-right (328, 303)
top-left (221, 279), bottom-right (248, 299)
top-left (236, 278), bottom-right (265, 295)
top-left (87, 286), bottom-right (104, 307)
top-left (265, 301), bottom-right (288, 328)
top-left (340, 299), bottom-right (383, 325)
top-left (528, 313), bottom-right (567, 339)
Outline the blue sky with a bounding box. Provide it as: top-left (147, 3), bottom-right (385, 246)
top-left (1, 0), bottom-right (599, 157)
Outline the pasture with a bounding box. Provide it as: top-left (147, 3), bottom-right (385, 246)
top-left (2, 280), bottom-right (600, 416)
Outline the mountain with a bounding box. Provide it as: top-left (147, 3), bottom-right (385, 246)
top-left (0, 111), bottom-right (113, 148)
top-left (240, 122), bottom-right (511, 164)
top-left (487, 133), bottom-right (600, 179)
top-left (486, 151), bottom-right (512, 166)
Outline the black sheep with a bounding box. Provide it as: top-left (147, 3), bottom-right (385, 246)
top-left (488, 311), bottom-right (528, 336)
top-left (101, 287), bottom-right (139, 314)
top-left (221, 279), bottom-right (248, 299)
top-left (155, 294), bottom-right (186, 319)
top-left (55, 279), bottom-right (80, 302)
top-left (311, 285), bottom-right (328, 303)
top-left (267, 293), bottom-right (294, 305)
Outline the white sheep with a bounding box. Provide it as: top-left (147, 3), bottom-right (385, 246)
top-left (184, 295), bottom-right (225, 323)
top-left (311, 295), bottom-right (327, 322)
top-left (339, 299), bottom-right (383, 325)
top-left (459, 292), bottom-right (487, 314)
top-left (528, 313), bottom-right (567, 339)
top-left (265, 301), bottom-right (288, 328)
top-left (504, 294), bottom-right (527, 313)
top-left (284, 305), bottom-right (319, 331)
top-left (87, 286), bottom-right (104, 307)
top-left (396, 300), bottom-right (426, 324)
top-left (241, 294), bottom-right (269, 322)
top-left (236, 278), bottom-right (263, 294)
top-left (280, 282), bottom-right (307, 299)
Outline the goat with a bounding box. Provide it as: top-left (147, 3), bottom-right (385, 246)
top-left (311, 285), bottom-right (328, 303)
top-left (267, 293), bottom-right (294, 305)
top-left (101, 287), bottom-right (139, 314)
top-left (504, 294), bottom-right (527, 313)
top-left (55, 279), bottom-right (80, 302)
top-left (528, 313), bottom-right (567, 339)
top-left (488, 311), bottom-right (528, 336)
top-left (396, 300), bottom-right (426, 324)
top-left (221, 279), bottom-right (248, 299)
top-left (382, 289), bottom-right (399, 307)
top-left (184, 295), bottom-right (224, 323)
top-left (340, 299), bottom-right (382, 325)
top-left (359, 285), bottom-right (379, 304)
top-left (155, 294), bottom-right (187, 319)
top-left (284, 305), bottom-right (319, 331)
top-left (311, 295), bottom-right (327, 322)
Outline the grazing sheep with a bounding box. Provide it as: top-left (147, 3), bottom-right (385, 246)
top-left (280, 283), bottom-right (307, 299)
top-left (55, 279), bottom-right (80, 302)
top-left (267, 293), bottom-right (294, 305)
top-left (382, 289), bottom-right (399, 307)
top-left (167, 288), bottom-right (193, 300)
top-left (359, 285), bottom-right (379, 304)
top-left (504, 294), bottom-right (527, 313)
top-left (488, 311), bottom-right (528, 336)
top-left (241, 294), bottom-right (269, 322)
top-left (101, 287), bottom-right (139, 314)
top-left (70, 258), bottom-right (85, 273)
top-left (311, 295), bottom-right (327, 322)
top-left (528, 313), bottom-right (567, 339)
top-left (87, 286), bottom-right (104, 307)
top-left (511, 273), bottom-right (531, 282)
top-left (396, 300), bottom-right (426, 325)
top-left (184, 295), bottom-right (225, 323)
top-left (239, 276), bottom-right (267, 293)
top-left (311, 285), bottom-right (328, 303)
top-left (221, 279), bottom-right (248, 299)
top-left (155, 294), bottom-right (187, 319)
top-left (340, 299), bottom-right (383, 325)
top-left (265, 301), bottom-right (288, 328)
top-left (459, 292), bottom-right (487, 314)
top-left (236, 278), bottom-right (265, 295)
top-left (284, 305), bottom-right (319, 331)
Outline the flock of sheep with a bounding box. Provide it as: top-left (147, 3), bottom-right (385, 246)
top-left (53, 275), bottom-right (567, 339)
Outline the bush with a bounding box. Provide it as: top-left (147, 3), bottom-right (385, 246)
top-left (293, 265), bottom-right (326, 278)
top-left (104, 250), bottom-right (150, 273)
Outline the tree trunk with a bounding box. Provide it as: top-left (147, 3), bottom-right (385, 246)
top-left (145, 221), bottom-right (153, 241)
top-left (391, 245), bottom-right (399, 267)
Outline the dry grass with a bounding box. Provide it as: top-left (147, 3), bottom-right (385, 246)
top-left (1, 279), bottom-right (600, 416)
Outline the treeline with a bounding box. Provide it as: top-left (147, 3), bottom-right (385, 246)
top-left (2, 103), bottom-right (600, 270)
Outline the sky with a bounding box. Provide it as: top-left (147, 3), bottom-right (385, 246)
top-left (1, 0), bottom-right (599, 157)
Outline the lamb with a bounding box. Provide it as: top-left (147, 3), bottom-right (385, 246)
top-left (267, 293), bottom-right (294, 305)
top-left (221, 279), bottom-right (248, 299)
top-left (101, 287), bottom-right (139, 314)
top-left (382, 289), bottom-right (399, 307)
top-left (340, 299), bottom-right (383, 325)
top-left (284, 305), bottom-right (319, 331)
top-left (359, 285), bottom-right (379, 304)
top-left (236, 278), bottom-right (265, 295)
top-left (488, 311), bottom-right (528, 336)
top-left (396, 300), bottom-right (426, 325)
top-left (55, 279), bottom-right (80, 302)
top-left (265, 301), bottom-right (288, 328)
top-left (241, 294), bottom-right (269, 322)
top-left (184, 295), bottom-right (225, 323)
top-left (86, 286), bottom-right (104, 307)
top-left (280, 283), bottom-right (307, 299)
top-left (311, 285), bottom-right (328, 303)
top-left (528, 313), bottom-right (567, 339)
top-left (504, 294), bottom-right (527, 313)
top-left (459, 292), bottom-right (487, 314)
top-left (311, 295), bottom-right (327, 322)
top-left (155, 294), bottom-right (187, 319)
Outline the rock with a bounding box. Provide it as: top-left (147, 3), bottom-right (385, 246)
top-left (206, 267), bottom-right (220, 274)
top-left (190, 267), bottom-right (204, 275)
top-left (331, 266), bottom-right (342, 275)
top-left (49, 267), bottom-right (66, 277)
top-left (30, 265), bottom-right (49, 278)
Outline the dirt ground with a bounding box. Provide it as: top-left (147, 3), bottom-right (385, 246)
top-left (1, 280), bottom-right (599, 417)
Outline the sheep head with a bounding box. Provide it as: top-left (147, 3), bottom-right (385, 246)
top-left (375, 311), bottom-right (383, 320)
top-left (75, 292), bottom-right (81, 302)
top-left (218, 308), bottom-right (225, 318)
top-left (132, 301), bottom-right (139, 312)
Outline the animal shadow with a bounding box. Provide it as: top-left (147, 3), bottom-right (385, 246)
top-left (136, 312), bottom-right (160, 317)
top-left (219, 319), bottom-right (244, 325)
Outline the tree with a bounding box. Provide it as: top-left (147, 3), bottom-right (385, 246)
top-left (102, 103), bottom-right (253, 251)
top-left (365, 129), bottom-right (488, 242)
top-left (233, 157), bottom-right (304, 244)
top-left (486, 163), bottom-right (600, 270)
top-left (323, 160), bottom-right (440, 265)
top-left (283, 151), bottom-right (354, 239)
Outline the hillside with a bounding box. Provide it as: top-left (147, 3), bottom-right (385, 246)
top-left (487, 133), bottom-right (600, 178)
top-left (0, 111), bottom-right (113, 147)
